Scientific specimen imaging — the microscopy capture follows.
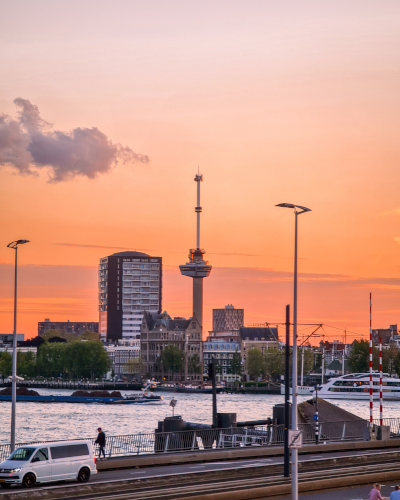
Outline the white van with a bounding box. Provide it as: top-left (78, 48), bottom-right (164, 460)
top-left (0, 440), bottom-right (97, 488)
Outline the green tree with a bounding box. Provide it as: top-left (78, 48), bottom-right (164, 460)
top-left (245, 347), bottom-right (265, 382)
top-left (162, 344), bottom-right (182, 375)
top-left (17, 351), bottom-right (36, 378)
top-left (264, 347), bottom-right (284, 380)
top-left (229, 349), bottom-right (242, 379)
top-left (188, 354), bottom-right (201, 375)
top-left (0, 352), bottom-right (12, 378)
top-left (124, 357), bottom-right (145, 378)
top-left (348, 340), bottom-right (377, 373)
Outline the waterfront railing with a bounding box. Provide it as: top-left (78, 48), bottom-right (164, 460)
top-left (1, 417), bottom-right (399, 463)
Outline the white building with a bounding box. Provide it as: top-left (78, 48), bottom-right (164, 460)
top-left (105, 340), bottom-right (141, 377)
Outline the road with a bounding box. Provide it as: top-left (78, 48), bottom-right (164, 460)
top-left (281, 483), bottom-right (399, 500)
top-left (1, 447), bottom-right (399, 498)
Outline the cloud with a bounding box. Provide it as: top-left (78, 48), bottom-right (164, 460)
top-left (394, 237), bottom-right (400, 244)
top-left (380, 208), bottom-right (400, 217)
top-left (0, 98), bottom-right (149, 181)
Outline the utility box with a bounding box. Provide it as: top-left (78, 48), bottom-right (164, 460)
top-left (217, 413), bottom-right (237, 428)
top-left (273, 403), bottom-right (292, 426)
top-left (362, 426), bottom-right (376, 441)
top-left (377, 425), bottom-right (390, 441)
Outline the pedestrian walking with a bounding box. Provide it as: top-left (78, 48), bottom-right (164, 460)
top-left (369, 483), bottom-right (387, 500)
top-left (390, 485), bottom-right (400, 500)
top-left (95, 427), bottom-right (106, 459)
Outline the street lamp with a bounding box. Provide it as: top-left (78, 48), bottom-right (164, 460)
top-left (7, 239), bottom-right (30, 451)
top-left (276, 203), bottom-right (311, 500)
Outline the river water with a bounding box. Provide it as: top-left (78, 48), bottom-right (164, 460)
top-left (1, 389), bottom-right (399, 445)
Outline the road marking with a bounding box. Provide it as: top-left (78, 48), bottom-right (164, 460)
top-left (189, 465), bottom-right (206, 468)
top-left (130, 471), bottom-right (145, 474)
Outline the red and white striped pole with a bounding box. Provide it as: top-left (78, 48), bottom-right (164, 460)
top-left (379, 337), bottom-right (383, 426)
top-left (369, 292), bottom-right (373, 427)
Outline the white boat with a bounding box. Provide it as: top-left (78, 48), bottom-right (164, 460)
top-left (317, 372), bottom-right (400, 400)
top-left (280, 384), bottom-right (314, 395)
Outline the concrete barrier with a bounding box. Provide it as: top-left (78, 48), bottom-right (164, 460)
top-left (96, 438), bottom-right (400, 471)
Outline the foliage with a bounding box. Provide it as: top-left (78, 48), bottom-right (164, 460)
top-left (188, 354), bottom-right (201, 375)
top-left (36, 340), bottom-right (110, 379)
top-left (245, 347), bottom-right (265, 381)
top-left (0, 352), bottom-right (12, 377)
top-left (229, 349), bottom-right (242, 377)
top-left (264, 347), bottom-right (284, 379)
top-left (124, 357), bottom-right (145, 376)
top-left (40, 329), bottom-right (99, 343)
top-left (347, 340), bottom-right (378, 373)
top-left (17, 352), bottom-right (36, 378)
top-left (162, 344), bottom-right (182, 374)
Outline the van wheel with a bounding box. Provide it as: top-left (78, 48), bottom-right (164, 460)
top-left (77, 467), bottom-right (90, 482)
top-left (22, 473), bottom-right (36, 488)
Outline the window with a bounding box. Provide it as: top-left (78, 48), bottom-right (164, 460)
top-left (50, 444), bottom-right (89, 459)
top-left (32, 448), bottom-right (48, 462)
top-left (9, 447), bottom-right (35, 461)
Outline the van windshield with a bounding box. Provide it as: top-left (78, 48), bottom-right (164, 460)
top-left (8, 447), bottom-right (36, 461)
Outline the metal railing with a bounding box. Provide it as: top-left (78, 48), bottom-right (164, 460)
top-left (1, 418), bottom-right (400, 463)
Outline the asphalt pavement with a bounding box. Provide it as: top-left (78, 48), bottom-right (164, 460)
top-left (281, 483), bottom-right (399, 500)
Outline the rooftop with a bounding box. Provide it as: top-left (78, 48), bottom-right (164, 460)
top-left (111, 251), bottom-right (151, 258)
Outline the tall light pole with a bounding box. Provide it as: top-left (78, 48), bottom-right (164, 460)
top-left (276, 203), bottom-right (311, 500)
top-left (7, 239), bottom-right (30, 451)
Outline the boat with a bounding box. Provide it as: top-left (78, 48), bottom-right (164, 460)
top-left (174, 384), bottom-right (225, 394)
top-left (280, 384), bottom-right (314, 395)
top-left (316, 372), bottom-right (400, 400)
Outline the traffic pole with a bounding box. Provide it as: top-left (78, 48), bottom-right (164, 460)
top-left (369, 293), bottom-right (373, 427)
top-left (379, 337), bottom-right (383, 426)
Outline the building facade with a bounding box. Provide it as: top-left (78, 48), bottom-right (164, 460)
top-left (239, 326), bottom-right (280, 363)
top-left (105, 340), bottom-right (141, 378)
top-left (99, 251), bottom-right (162, 341)
top-left (203, 339), bottom-right (241, 383)
top-left (140, 311), bottom-right (202, 382)
top-left (38, 320), bottom-right (98, 337)
top-left (372, 325), bottom-right (398, 346)
top-left (212, 305), bottom-right (244, 331)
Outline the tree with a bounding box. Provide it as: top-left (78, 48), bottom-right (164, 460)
top-left (0, 352), bottom-right (12, 378)
top-left (347, 340), bottom-right (378, 373)
top-left (124, 357), bottom-right (145, 378)
top-left (245, 347), bottom-right (265, 381)
top-left (78, 330), bottom-right (100, 342)
top-left (229, 349), bottom-right (242, 379)
top-left (17, 351), bottom-right (36, 378)
top-left (162, 344), bottom-right (182, 375)
top-left (264, 347), bottom-right (284, 380)
top-left (188, 354), bottom-right (201, 375)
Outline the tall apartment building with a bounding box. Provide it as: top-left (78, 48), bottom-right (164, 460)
top-left (99, 251), bottom-right (162, 341)
top-left (212, 305), bottom-right (244, 331)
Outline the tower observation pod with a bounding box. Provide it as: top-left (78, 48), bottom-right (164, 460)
top-left (179, 173), bottom-right (212, 334)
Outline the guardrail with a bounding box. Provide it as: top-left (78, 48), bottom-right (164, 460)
top-left (1, 417), bottom-right (399, 463)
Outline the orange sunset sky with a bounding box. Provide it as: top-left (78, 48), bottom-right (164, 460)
top-left (1, 1), bottom-right (400, 343)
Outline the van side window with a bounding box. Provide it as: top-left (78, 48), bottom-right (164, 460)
top-left (32, 448), bottom-right (48, 462)
top-left (69, 444), bottom-right (89, 457)
top-left (50, 444), bottom-right (89, 459)
top-left (50, 446), bottom-right (69, 459)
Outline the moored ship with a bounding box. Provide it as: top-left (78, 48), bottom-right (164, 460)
top-left (317, 372), bottom-right (400, 400)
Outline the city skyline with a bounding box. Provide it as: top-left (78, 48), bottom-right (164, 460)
top-left (1, 1), bottom-right (400, 341)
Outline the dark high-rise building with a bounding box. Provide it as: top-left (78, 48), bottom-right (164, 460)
top-left (99, 251), bottom-right (162, 341)
top-left (212, 305), bottom-right (244, 331)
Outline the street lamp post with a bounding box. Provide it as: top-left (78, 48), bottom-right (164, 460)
top-left (7, 239), bottom-right (29, 452)
top-left (276, 203), bottom-right (311, 500)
